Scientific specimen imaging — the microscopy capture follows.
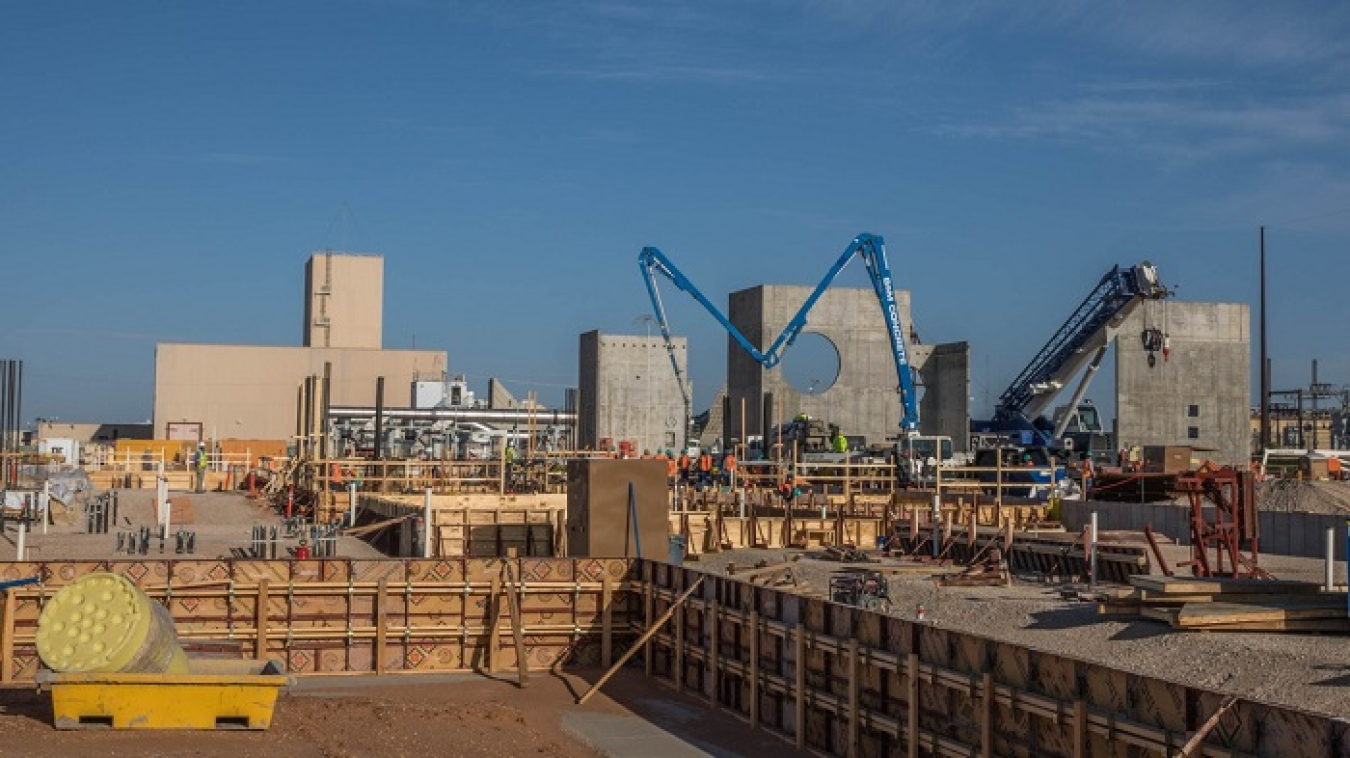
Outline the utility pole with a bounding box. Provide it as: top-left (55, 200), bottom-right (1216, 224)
top-left (1259, 226), bottom-right (1270, 453)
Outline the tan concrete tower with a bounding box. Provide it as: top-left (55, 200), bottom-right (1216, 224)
top-left (304, 252), bottom-right (384, 349)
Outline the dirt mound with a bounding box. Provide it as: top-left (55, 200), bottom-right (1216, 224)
top-left (1256, 479), bottom-right (1350, 514)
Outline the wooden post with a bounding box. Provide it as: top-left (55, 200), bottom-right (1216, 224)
top-left (981, 672), bottom-right (995, 757)
top-left (674, 596), bottom-right (685, 693)
top-left (1073, 698), bottom-right (1088, 758)
top-left (255, 579), bottom-right (270, 660)
top-left (375, 578), bottom-right (388, 675)
top-left (502, 556), bottom-right (529, 688)
top-left (795, 622), bottom-right (807, 750)
top-left (643, 581), bottom-right (654, 676)
top-left (847, 637), bottom-right (859, 757)
top-left (488, 574), bottom-right (503, 673)
top-left (749, 607), bottom-right (761, 728)
top-left (0, 590), bottom-right (15, 683)
top-left (576, 577), bottom-right (704, 705)
top-left (708, 595), bottom-right (720, 709)
top-left (601, 577), bottom-right (613, 668)
top-left (907, 652), bottom-right (920, 758)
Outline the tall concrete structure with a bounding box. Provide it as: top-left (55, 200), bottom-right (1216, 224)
top-left (304, 251), bottom-right (383, 349)
top-left (1116, 300), bottom-right (1250, 466)
top-left (726, 285), bottom-right (970, 451)
top-left (578, 331), bottom-right (688, 454)
top-left (155, 253), bottom-right (446, 442)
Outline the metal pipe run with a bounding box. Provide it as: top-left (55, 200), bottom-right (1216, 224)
top-left (329, 405), bottom-right (577, 427)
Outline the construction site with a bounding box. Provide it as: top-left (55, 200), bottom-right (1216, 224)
top-left (2, 239), bottom-right (1350, 758)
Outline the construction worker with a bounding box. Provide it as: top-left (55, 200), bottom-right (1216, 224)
top-left (721, 450), bottom-right (737, 488)
top-left (661, 451), bottom-right (677, 488)
top-left (330, 461), bottom-right (345, 492)
top-left (295, 538), bottom-right (311, 560)
top-left (697, 450), bottom-right (713, 489)
top-left (193, 443), bottom-right (208, 493)
top-left (779, 475), bottom-right (798, 504)
top-left (677, 451), bottom-right (691, 487)
top-left (1080, 455), bottom-right (1095, 495)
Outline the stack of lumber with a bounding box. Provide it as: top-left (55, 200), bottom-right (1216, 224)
top-left (1099, 575), bottom-right (1350, 633)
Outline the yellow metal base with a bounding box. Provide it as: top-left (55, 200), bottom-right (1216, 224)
top-left (37, 658), bottom-right (291, 730)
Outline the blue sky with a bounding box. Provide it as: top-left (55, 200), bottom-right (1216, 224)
top-left (3, 1), bottom-right (1348, 427)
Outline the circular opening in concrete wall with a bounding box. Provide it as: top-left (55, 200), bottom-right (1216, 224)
top-left (780, 332), bottom-right (841, 396)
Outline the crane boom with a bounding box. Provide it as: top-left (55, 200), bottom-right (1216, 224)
top-left (987, 261), bottom-right (1170, 446)
top-left (638, 233), bottom-right (920, 440)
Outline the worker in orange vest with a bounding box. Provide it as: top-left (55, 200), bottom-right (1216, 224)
top-left (677, 451), bottom-right (691, 487)
top-left (697, 451), bottom-right (713, 489)
top-left (721, 451), bottom-right (737, 488)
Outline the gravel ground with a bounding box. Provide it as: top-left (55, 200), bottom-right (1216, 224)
top-left (0, 489), bottom-right (384, 561)
top-left (685, 545), bottom-right (1350, 718)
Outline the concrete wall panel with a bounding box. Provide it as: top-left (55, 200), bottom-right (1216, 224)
top-left (579, 331), bottom-right (688, 454)
top-left (1116, 301), bottom-right (1250, 466)
top-left (727, 285), bottom-right (970, 451)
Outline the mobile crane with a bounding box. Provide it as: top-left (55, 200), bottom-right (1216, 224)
top-left (638, 233), bottom-right (920, 456)
top-left (974, 261), bottom-right (1171, 457)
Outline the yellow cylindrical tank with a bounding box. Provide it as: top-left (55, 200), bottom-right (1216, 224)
top-left (36, 573), bottom-right (189, 675)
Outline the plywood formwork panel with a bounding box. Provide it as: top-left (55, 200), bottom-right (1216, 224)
top-left (0, 557), bottom-right (639, 683)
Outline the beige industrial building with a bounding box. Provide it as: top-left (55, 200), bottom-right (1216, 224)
top-left (154, 252), bottom-right (446, 442)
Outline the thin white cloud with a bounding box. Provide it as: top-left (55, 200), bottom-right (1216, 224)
top-left (936, 91), bottom-right (1350, 163)
top-left (801, 1), bottom-right (1350, 70)
top-left (535, 63), bottom-right (774, 84)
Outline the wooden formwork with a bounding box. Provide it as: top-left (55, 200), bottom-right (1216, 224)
top-left (642, 562), bottom-right (1350, 757)
top-left (433, 508), bottom-right (562, 557)
top-left (672, 512), bottom-right (885, 553)
top-left (0, 558), bottom-right (640, 684)
top-left (1, 558), bottom-right (1343, 754)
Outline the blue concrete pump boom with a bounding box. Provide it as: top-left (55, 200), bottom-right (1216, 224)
top-left (638, 233), bottom-right (920, 443)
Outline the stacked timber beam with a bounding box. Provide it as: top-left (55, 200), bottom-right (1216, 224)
top-left (886, 524), bottom-right (1151, 583)
top-left (1100, 575), bottom-right (1350, 632)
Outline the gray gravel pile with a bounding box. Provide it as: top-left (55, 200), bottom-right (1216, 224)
top-left (1256, 479), bottom-right (1350, 514)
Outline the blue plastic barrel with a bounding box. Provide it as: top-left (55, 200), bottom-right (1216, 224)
top-left (668, 535), bottom-right (688, 565)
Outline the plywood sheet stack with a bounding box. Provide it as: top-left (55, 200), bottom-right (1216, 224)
top-left (1099, 575), bottom-right (1350, 633)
